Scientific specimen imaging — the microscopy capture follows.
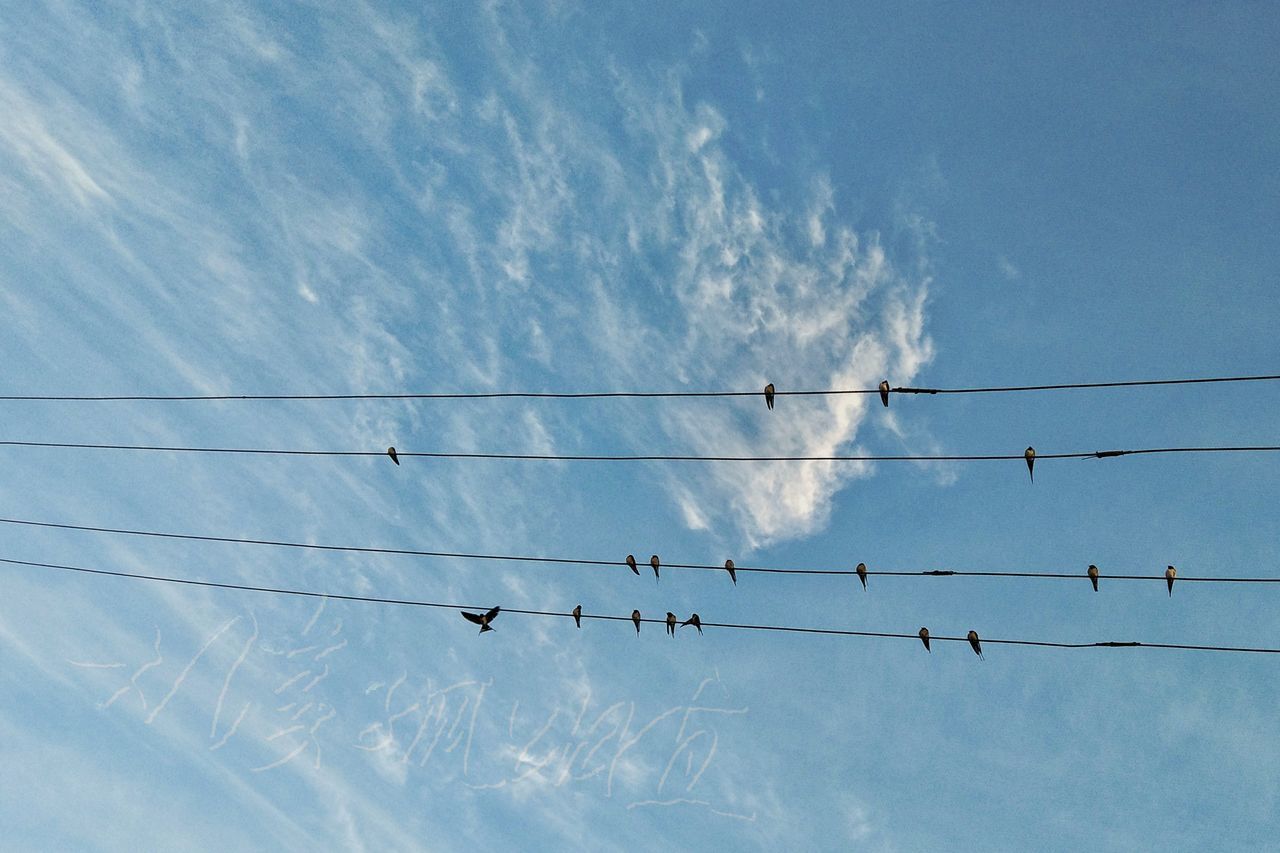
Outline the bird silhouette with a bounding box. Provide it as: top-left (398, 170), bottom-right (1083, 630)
top-left (650, 554), bottom-right (661, 581)
top-left (724, 559), bottom-right (737, 585)
top-left (919, 627), bottom-right (931, 652)
top-left (631, 609), bottom-right (642, 635)
top-left (856, 562), bottom-right (868, 590)
top-left (1088, 564), bottom-right (1099, 592)
top-left (461, 606), bottom-right (500, 634)
top-left (1166, 565), bottom-right (1177, 597)
top-left (879, 380), bottom-right (890, 408)
top-left (1024, 447), bottom-right (1036, 482)
top-left (764, 383), bottom-right (775, 410)
top-left (572, 604), bottom-right (582, 629)
top-left (387, 446), bottom-right (400, 466)
top-left (681, 613), bottom-right (703, 635)
top-left (626, 554), bottom-right (639, 575)
top-left (666, 612), bottom-right (677, 637)
top-left (967, 629), bottom-right (984, 659)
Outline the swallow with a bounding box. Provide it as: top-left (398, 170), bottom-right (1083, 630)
top-left (856, 561), bottom-right (868, 590)
top-left (764, 383), bottom-right (775, 411)
top-left (967, 629), bottom-right (984, 659)
top-left (626, 554), bottom-right (639, 575)
top-left (1088, 564), bottom-right (1099, 592)
top-left (631, 609), bottom-right (642, 635)
top-left (1024, 447), bottom-right (1035, 482)
top-left (461, 606), bottom-right (500, 634)
top-left (572, 604), bottom-right (582, 629)
top-left (1166, 565), bottom-right (1176, 597)
top-left (387, 446), bottom-right (400, 465)
top-left (879, 380), bottom-right (890, 408)
top-left (724, 559), bottom-right (737, 585)
top-left (681, 613), bottom-right (703, 635)
top-left (919, 627), bottom-right (930, 652)
top-left (650, 554), bottom-right (660, 581)
top-left (666, 612), bottom-right (677, 637)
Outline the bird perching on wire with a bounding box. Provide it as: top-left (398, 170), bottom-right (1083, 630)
top-left (968, 630), bottom-right (984, 659)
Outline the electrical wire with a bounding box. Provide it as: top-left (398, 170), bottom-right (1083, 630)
top-left (2, 372), bottom-right (1278, 401)
top-left (2, 515), bottom-right (1276, 584)
top-left (3, 440), bottom-right (1280, 463)
top-left (2, 555), bottom-right (1275, 654)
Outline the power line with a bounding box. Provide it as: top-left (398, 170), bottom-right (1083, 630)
top-left (3, 439), bottom-right (1280, 464)
top-left (2, 515), bottom-right (1276, 585)
top-left (3, 554), bottom-right (1275, 654)
top-left (2, 372), bottom-right (1278, 402)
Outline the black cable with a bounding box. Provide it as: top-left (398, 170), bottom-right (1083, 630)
top-left (1, 515), bottom-right (1276, 584)
top-left (3, 555), bottom-right (1276, 654)
top-left (3, 440), bottom-right (1280, 463)
top-left (2, 373), bottom-right (1278, 401)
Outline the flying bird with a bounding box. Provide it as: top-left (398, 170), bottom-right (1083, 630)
top-left (387, 446), bottom-right (400, 466)
top-left (626, 554), bottom-right (639, 575)
top-left (681, 613), bottom-right (703, 635)
top-left (631, 609), bottom-right (642, 635)
top-left (1166, 565), bottom-right (1177, 597)
top-left (967, 629), bottom-right (984, 659)
top-left (461, 606), bottom-right (500, 634)
top-left (1024, 446), bottom-right (1036, 482)
top-left (1088, 564), bottom-right (1099, 592)
top-left (572, 604), bottom-right (582, 629)
top-left (918, 627), bottom-right (931, 652)
top-left (879, 380), bottom-right (890, 408)
top-left (724, 559), bottom-right (737, 585)
top-left (764, 383), bottom-right (775, 411)
top-left (650, 554), bottom-right (661, 581)
top-left (856, 562), bottom-right (868, 590)
top-left (666, 612), bottom-right (677, 637)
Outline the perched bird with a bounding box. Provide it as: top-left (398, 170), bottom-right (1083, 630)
top-left (879, 380), bottom-right (890, 408)
top-left (764, 383), bottom-right (775, 411)
top-left (1088, 564), bottom-right (1099, 592)
top-left (1166, 565), bottom-right (1177, 597)
top-left (856, 562), bottom-right (868, 590)
top-left (626, 554), bottom-right (639, 575)
top-left (967, 629), bottom-right (984, 659)
top-left (918, 627), bottom-right (931, 652)
top-left (1024, 446), bottom-right (1036, 482)
top-left (572, 604), bottom-right (582, 629)
top-left (666, 612), bottom-right (677, 637)
top-left (387, 446), bottom-right (400, 466)
top-left (650, 554), bottom-right (661, 581)
top-left (631, 609), bottom-right (642, 635)
top-left (724, 559), bottom-right (737, 585)
top-left (681, 613), bottom-right (703, 635)
top-left (461, 606), bottom-right (500, 634)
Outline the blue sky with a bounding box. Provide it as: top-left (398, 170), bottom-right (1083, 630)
top-left (2, 2), bottom-right (1279, 850)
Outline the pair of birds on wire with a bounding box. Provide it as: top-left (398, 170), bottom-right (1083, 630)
top-left (764, 379), bottom-right (893, 410)
top-left (916, 628), bottom-right (984, 658)
top-left (1084, 564), bottom-right (1178, 594)
top-left (626, 553), bottom-right (662, 580)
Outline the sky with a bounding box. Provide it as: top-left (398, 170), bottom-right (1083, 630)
top-left (2, 1), bottom-right (1279, 850)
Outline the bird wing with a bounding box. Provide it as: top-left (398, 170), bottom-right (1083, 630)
top-left (461, 611), bottom-right (484, 625)
top-left (484, 606), bottom-right (501, 622)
